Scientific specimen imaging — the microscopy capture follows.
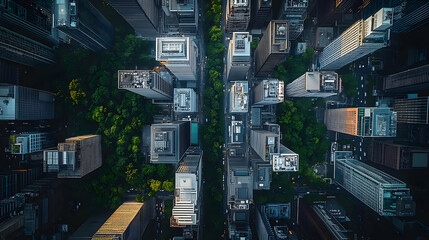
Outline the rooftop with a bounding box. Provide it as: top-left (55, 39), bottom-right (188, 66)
top-left (305, 72), bottom-right (339, 92)
top-left (174, 88), bottom-right (197, 112)
top-left (232, 32), bottom-right (251, 57)
top-left (156, 37), bottom-right (190, 61)
top-left (169, 0), bottom-right (195, 12)
top-left (230, 81), bottom-right (249, 113)
top-left (230, 120), bottom-right (244, 144)
top-left (271, 21), bottom-right (289, 53)
top-left (93, 202), bottom-right (143, 238)
top-left (285, 0), bottom-right (308, 8)
top-left (272, 145), bottom-right (299, 172)
top-left (231, 0), bottom-right (249, 7)
top-left (176, 149), bottom-right (202, 174)
top-left (118, 70), bottom-right (154, 89)
top-left (262, 79), bottom-right (284, 101)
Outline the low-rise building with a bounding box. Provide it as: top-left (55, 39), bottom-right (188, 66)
top-left (272, 145), bottom-right (299, 172)
top-left (173, 88), bottom-right (197, 112)
top-left (230, 81), bottom-right (249, 113)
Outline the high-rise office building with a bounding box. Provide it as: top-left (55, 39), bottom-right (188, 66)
top-left (251, 0), bottom-right (272, 29)
top-left (272, 145), bottom-right (299, 172)
top-left (150, 121), bottom-right (190, 164)
top-left (252, 160), bottom-right (271, 190)
top-left (43, 135), bottom-right (102, 178)
top-left (254, 20), bottom-right (290, 76)
top-left (383, 64), bottom-right (429, 93)
top-left (286, 71), bottom-right (340, 98)
top-left (163, 0), bottom-right (199, 33)
top-left (228, 210), bottom-right (252, 239)
top-left (281, 0), bottom-right (308, 40)
top-left (391, 0), bottom-right (429, 33)
top-left (0, 172), bottom-right (17, 200)
top-left (10, 133), bottom-right (53, 155)
top-left (319, 8), bottom-right (393, 70)
top-left (0, 0), bottom-right (56, 66)
top-left (369, 141), bottom-right (429, 170)
top-left (325, 107), bottom-right (397, 137)
top-left (118, 70), bottom-right (173, 100)
top-left (156, 37), bottom-right (198, 81)
top-left (230, 81), bottom-right (249, 113)
top-left (106, 0), bottom-right (158, 38)
top-left (250, 124), bottom-right (280, 161)
top-left (226, 0), bottom-right (251, 32)
top-left (93, 202), bottom-right (145, 239)
top-left (334, 156), bottom-right (416, 216)
top-left (0, 85), bottom-right (55, 121)
top-left (173, 88), bottom-right (197, 112)
top-left (54, 0), bottom-right (114, 52)
top-left (253, 79), bottom-right (284, 105)
top-left (228, 158), bottom-right (253, 211)
top-left (227, 32), bottom-right (252, 80)
top-left (171, 147), bottom-right (202, 227)
top-left (394, 97), bottom-right (429, 124)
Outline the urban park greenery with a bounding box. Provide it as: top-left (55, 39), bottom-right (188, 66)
top-left (201, 0), bottom-right (225, 238)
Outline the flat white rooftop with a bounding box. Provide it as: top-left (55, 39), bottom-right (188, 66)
top-left (230, 81), bottom-right (248, 113)
top-left (156, 37), bottom-right (189, 61)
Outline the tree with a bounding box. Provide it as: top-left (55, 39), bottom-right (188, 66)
top-left (69, 79), bottom-right (87, 106)
top-left (149, 179), bottom-right (162, 192)
top-left (162, 180), bottom-right (174, 192)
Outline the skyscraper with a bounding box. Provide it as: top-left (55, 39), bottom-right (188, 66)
top-left (394, 97), bottom-right (429, 124)
top-left (251, 0), bottom-right (272, 29)
top-left (0, 85), bottom-right (55, 121)
top-left (93, 202), bottom-right (145, 239)
top-left (383, 64), bottom-right (429, 93)
top-left (163, 0), bottom-right (199, 33)
top-left (319, 8), bottom-right (393, 70)
top-left (156, 37), bottom-right (198, 81)
top-left (43, 135), bottom-right (102, 178)
top-left (334, 156), bottom-right (415, 216)
top-left (369, 141), bottom-right (429, 170)
top-left (250, 124), bottom-right (280, 161)
top-left (226, 0), bottom-right (251, 32)
top-left (173, 88), bottom-right (198, 112)
top-left (281, 0), bottom-right (308, 40)
top-left (253, 79), bottom-right (284, 105)
top-left (0, 1), bottom-right (56, 66)
top-left (118, 70), bottom-right (173, 100)
top-left (171, 147), bottom-right (202, 227)
top-left (54, 0), bottom-right (114, 52)
top-left (150, 121), bottom-right (191, 164)
top-left (254, 20), bottom-right (290, 76)
top-left (227, 32), bottom-right (252, 80)
top-left (286, 71), bottom-right (340, 98)
top-left (325, 107), bottom-right (397, 137)
top-left (391, 1), bottom-right (429, 33)
top-left (106, 0), bottom-right (158, 38)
